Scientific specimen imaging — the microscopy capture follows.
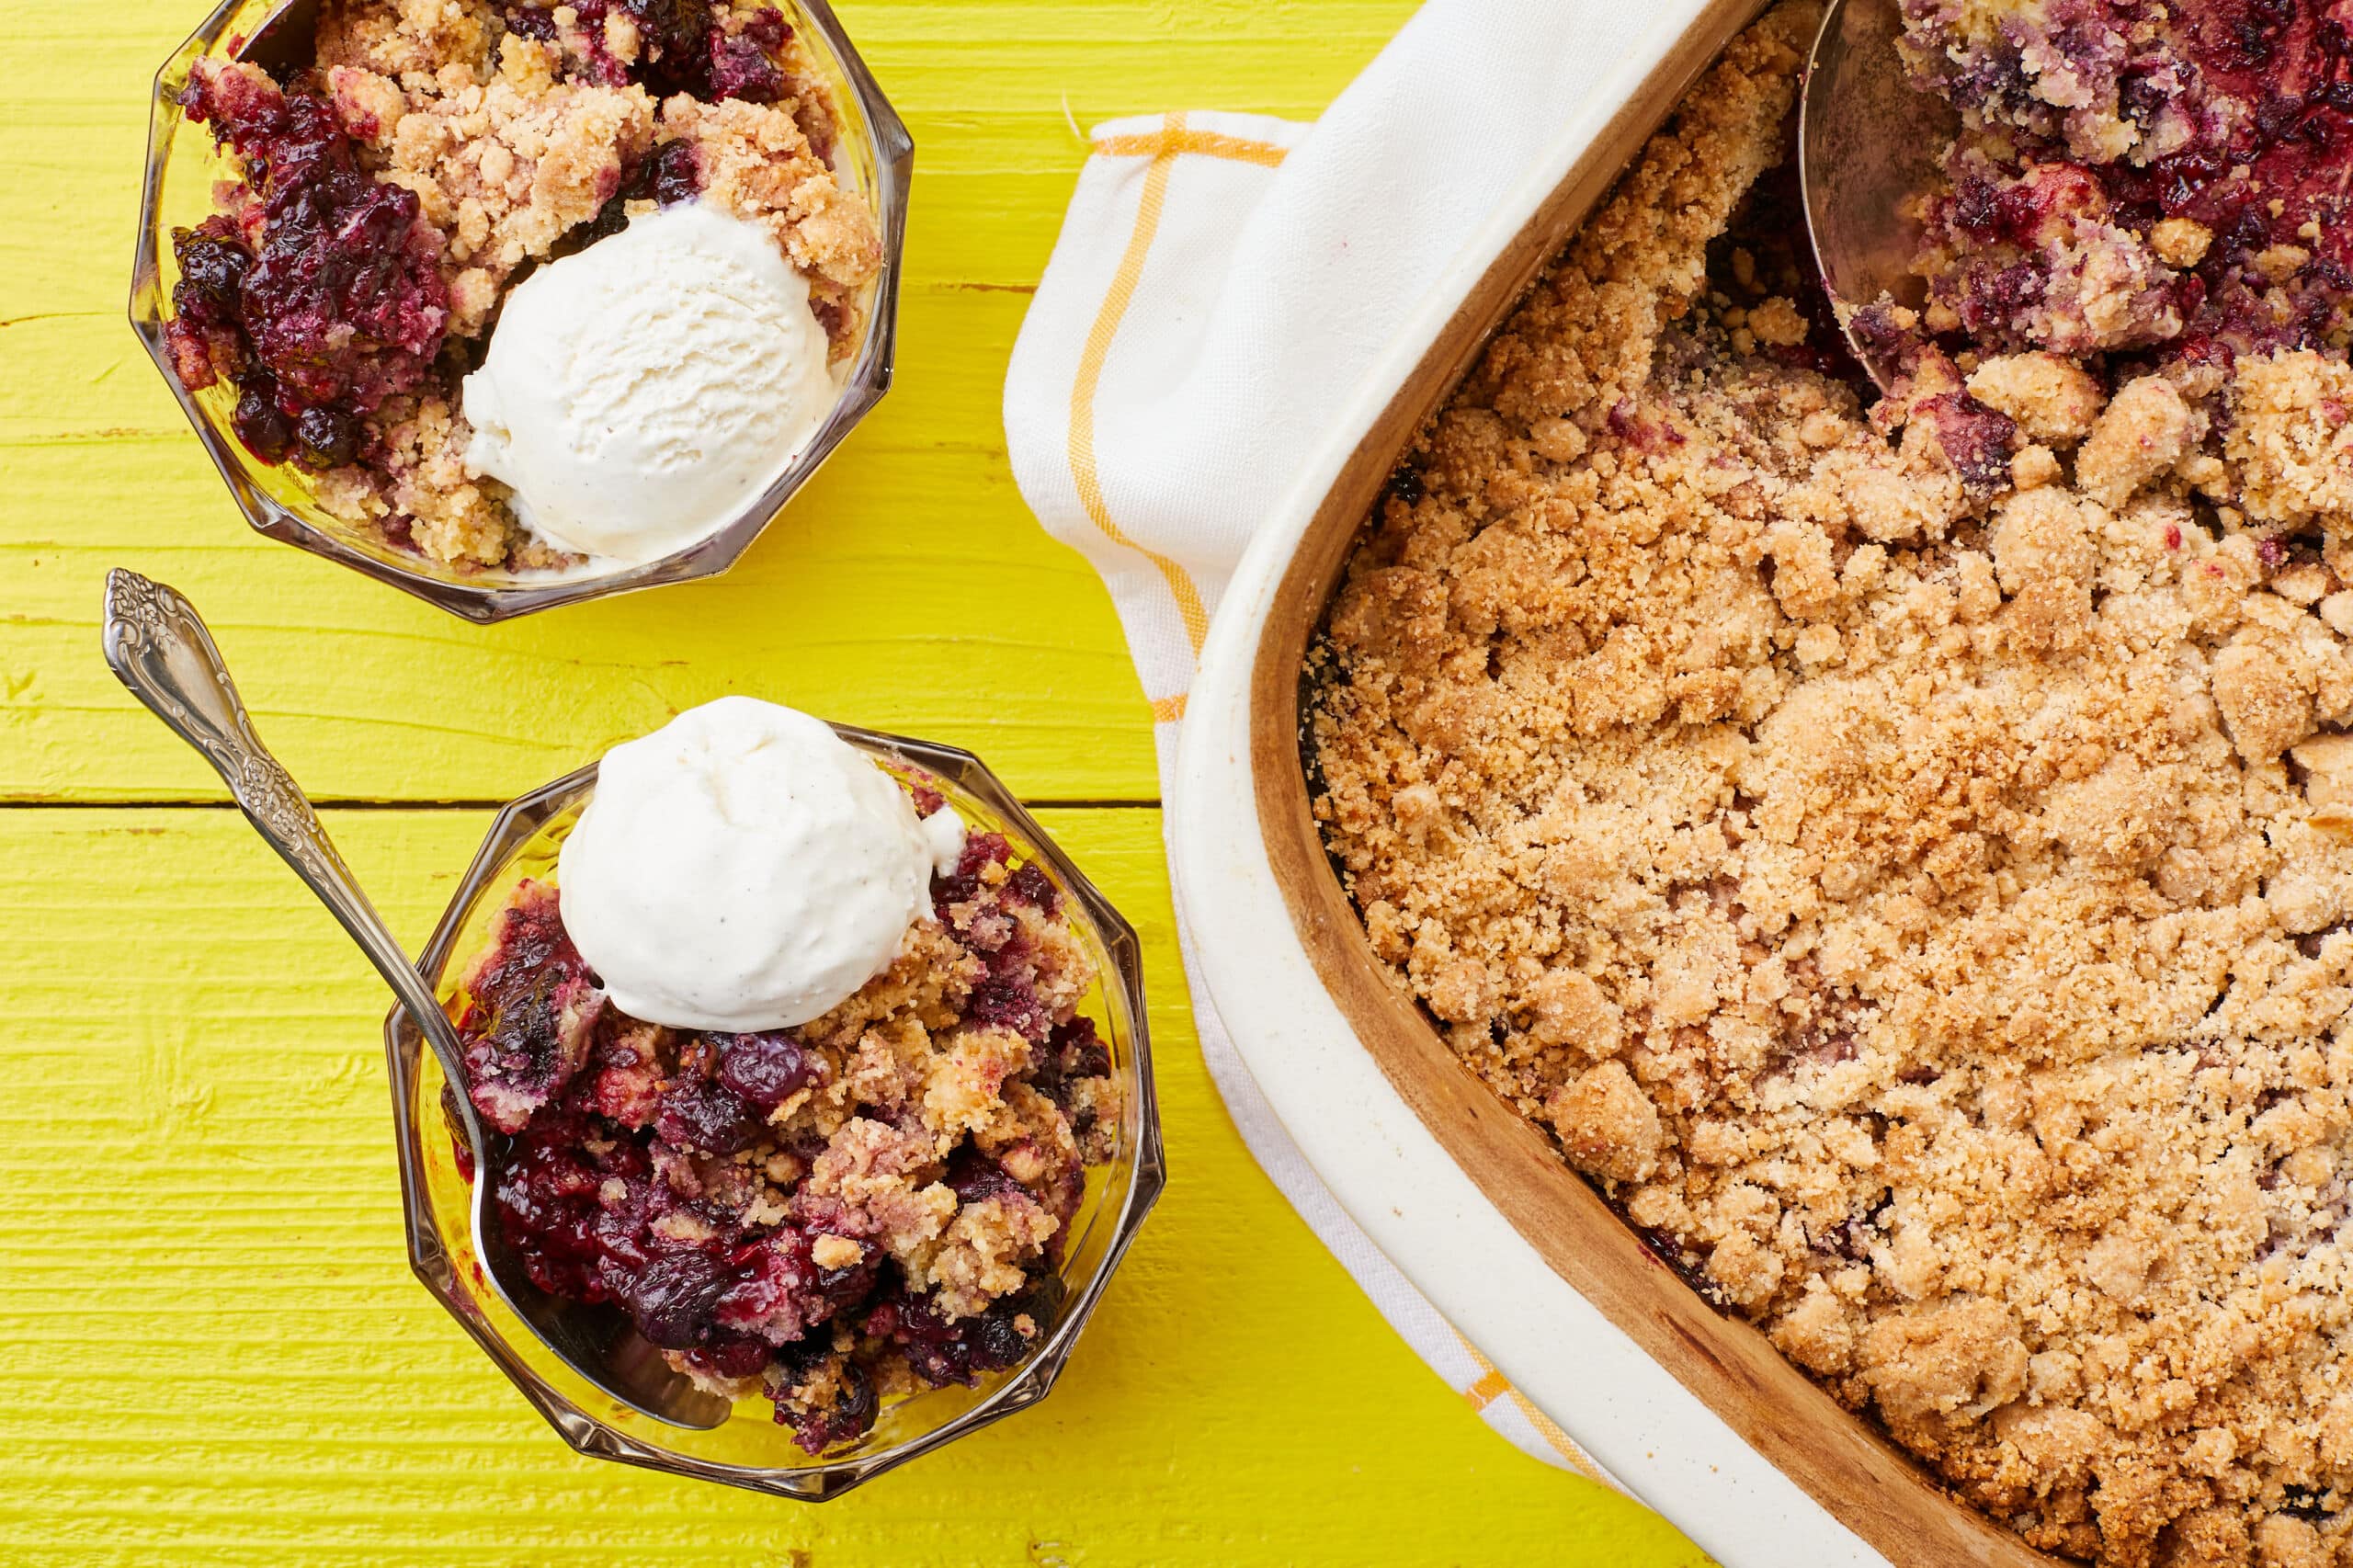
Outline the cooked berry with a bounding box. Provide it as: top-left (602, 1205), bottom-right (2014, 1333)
top-left (863, 1288), bottom-right (1034, 1388)
top-left (1005, 862), bottom-right (1060, 914)
top-left (944, 1145), bottom-right (1031, 1209)
top-left (294, 406), bottom-right (358, 470)
top-left (608, 1249), bottom-right (733, 1348)
top-left (171, 226), bottom-right (250, 326)
top-left (231, 376), bottom-right (294, 462)
top-left (653, 1074), bottom-right (763, 1154)
top-left (713, 1029), bottom-right (818, 1110)
top-left (690, 1331), bottom-right (775, 1381)
top-left (705, 7), bottom-right (790, 103)
top-left (966, 975), bottom-right (1053, 1043)
top-left (645, 138), bottom-right (703, 206)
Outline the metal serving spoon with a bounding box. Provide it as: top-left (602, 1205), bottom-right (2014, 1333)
top-left (99, 570), bottom-right (731, 1430)
top-left (232, 0), bottom-right (319, 79)
top-left (1797, 0), bottom-right (1961, 392)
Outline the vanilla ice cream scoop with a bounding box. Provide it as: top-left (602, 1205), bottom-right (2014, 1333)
top-left (557, 698), bottom-right (965, 1032)
top-left (462, 201), bottom-right (840, 564)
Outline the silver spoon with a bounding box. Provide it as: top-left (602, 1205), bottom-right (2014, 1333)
top-left (99, 570), bottom-right (732, 1430)
top-left (1798, 0), bottom-right (1961, 391)
top-left (231, 0), bottom-right (318, 79)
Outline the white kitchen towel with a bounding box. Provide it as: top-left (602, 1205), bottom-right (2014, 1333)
top-left (1004, 0), bottom-right (1709, 1485)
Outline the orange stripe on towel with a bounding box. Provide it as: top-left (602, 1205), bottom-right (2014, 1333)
top-left (1454, 1332), bottom-right (1612, 1483)
top-left (1092, 127), bottom-right (1290, 168)
top-left (1068, 112), bottom-right (1212, 657)
top-left (1463, 1368), bottom-right (1511, 1410)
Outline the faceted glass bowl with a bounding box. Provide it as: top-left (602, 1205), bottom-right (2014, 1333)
top-left (130, 0), bottom-right (914, 623)
top-left (381, 725), bottom-right (1165, 1498)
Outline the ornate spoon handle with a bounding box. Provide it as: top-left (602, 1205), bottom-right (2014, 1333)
top-left (98, 570), bottom-right (483, 1136)
top-left (99, 572), bottom-right (735, 1428)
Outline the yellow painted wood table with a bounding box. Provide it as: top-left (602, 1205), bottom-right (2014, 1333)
top-left (0, 4), bottom-right (1710, 1563)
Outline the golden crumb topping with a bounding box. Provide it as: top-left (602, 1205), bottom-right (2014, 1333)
top-left (1309, 8), bottom-right (2353, 1563)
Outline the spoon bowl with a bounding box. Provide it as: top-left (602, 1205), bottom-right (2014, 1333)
top-left (1798, 0), bottom-right (1958, 391)
top-left (233, 0), bottom-right (316, 77)
top-left (99, 569), bottom-right (730, 1430)
top-left (470, 1174), bottom-right (734, 1430)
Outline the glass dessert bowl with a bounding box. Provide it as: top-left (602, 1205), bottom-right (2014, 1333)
top-left (381, 722), bottom-right (1164, 1498)
top-left (130, 0), bottom-right (913, 622)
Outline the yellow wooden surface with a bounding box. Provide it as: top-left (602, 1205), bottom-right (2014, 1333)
top-left (0, 3), bottom-right (1707, 1563)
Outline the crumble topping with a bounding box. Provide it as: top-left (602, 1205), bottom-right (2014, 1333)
top-left (1309, 8), bottom-right (2353, 1562)
top-left (165, 0), bottom-right (879, 572)
top-left (450, 805), bottom-right (1120, 1452)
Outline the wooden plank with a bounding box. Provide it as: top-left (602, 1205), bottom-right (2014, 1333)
top-left (0, 805), bottom-right (1703, 1567)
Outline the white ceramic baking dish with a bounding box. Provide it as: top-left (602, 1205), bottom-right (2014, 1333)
top-left (1168, 1), bottom-right (2063, 1562)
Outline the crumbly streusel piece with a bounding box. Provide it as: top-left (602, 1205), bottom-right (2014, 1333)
top-left (335, 49), bottom-right (655, 334)
top-left (315, 392), bottom-right (533, 566)
top-left (2222, 352), bottom-right (2353, 532)
top-left (313, 0), bottom-right (499, 84)
top-left (657, 93), bottom-right (879, 353)
top-left (1312, 7), bottom-right (2353, 1564)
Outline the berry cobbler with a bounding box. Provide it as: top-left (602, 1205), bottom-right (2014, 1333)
top-left (444, 702), bottom-right (1119, 1450)
top-left (161, 0), bottom-right (878, 570)
top-left (1310, 5), bottom-right (2353, 1563)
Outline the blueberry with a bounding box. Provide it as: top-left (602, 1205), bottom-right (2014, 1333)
top-left (646, 139), bottom-right (702, 207)
top-left (231, 377), bottom-right (294, 463)
top-left (713, 1030), bottom-right (815, 1111)
top-left (294, 406), bottom-right (358, 470)
top-left (654, 1074), bottom-right (763, 1153)
top-left (612, 1250), bottom-right (732, 1348)
top-left (172, 232), bottom-right (250, 326)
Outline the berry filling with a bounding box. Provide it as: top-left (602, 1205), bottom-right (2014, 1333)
top-left (1902, 0), bottom-right (2353, 369)
top-left (167, 62), bottom-right (449, 471)
top-left (500, 1), bottom-right (795, 105)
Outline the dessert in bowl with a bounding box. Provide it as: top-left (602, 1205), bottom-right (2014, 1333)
top-left (131, 0), bottom-right (910, 619)
top-left (387, 700), bottom-right (1162, 1495)
top-left (1179, 0), bottom-right (2353, 1562)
